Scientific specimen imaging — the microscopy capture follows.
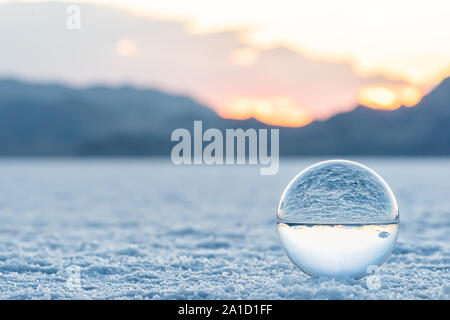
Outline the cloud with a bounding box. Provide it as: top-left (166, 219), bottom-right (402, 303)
top-left (0, 2), bottom-right (411, 124)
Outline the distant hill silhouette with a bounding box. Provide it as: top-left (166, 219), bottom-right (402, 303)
top-left (280, 77), bottom-right (450, 155)
top-left (0, 77), bottom-right (448, 156)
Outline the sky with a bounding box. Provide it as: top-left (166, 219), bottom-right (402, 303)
top-left (1, 0), bottom-right (449, 126)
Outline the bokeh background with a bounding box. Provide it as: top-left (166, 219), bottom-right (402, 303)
top-left (0, 0), bottom-right (449, 155)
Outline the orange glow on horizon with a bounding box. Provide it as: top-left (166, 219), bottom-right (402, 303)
top-left (358, 85), bottom-right (423, 110)
top-left (218, 84), bottom-right (426, 127)
top-left (219, 96), bottom-right (313, 127)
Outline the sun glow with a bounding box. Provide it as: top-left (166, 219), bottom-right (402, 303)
top-left (219, 96), bottom-right (313, 127)
top-left (3, 0), bottom-right (446, 127)
top-left (229, 48), bottom-right (259, 66)
top-left (115, 39), bottom-right (137, 57)
top-left (358, 85), bottom-right (423, 110)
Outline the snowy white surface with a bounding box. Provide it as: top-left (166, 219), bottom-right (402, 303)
top-left (0, 158), bottom-right (448, 299)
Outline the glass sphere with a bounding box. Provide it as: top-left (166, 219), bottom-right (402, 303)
top-left (277, 160), bottom-right (399, 279)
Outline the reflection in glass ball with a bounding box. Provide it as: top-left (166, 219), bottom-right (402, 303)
top-left (277, 160), bottom-right (399, 279)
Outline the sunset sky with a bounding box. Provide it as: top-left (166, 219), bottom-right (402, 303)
top-left (1, 0), bottom-right (450, 126)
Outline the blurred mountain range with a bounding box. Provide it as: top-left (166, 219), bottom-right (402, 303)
top-left (0, 77), bottom-right (449, 156)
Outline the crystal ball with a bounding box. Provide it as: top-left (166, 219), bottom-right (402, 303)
top-left (277, 160), bottom-right (399, 279)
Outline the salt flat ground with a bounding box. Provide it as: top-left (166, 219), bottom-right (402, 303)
top-left (0, 158), bottom-right (448, 299)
